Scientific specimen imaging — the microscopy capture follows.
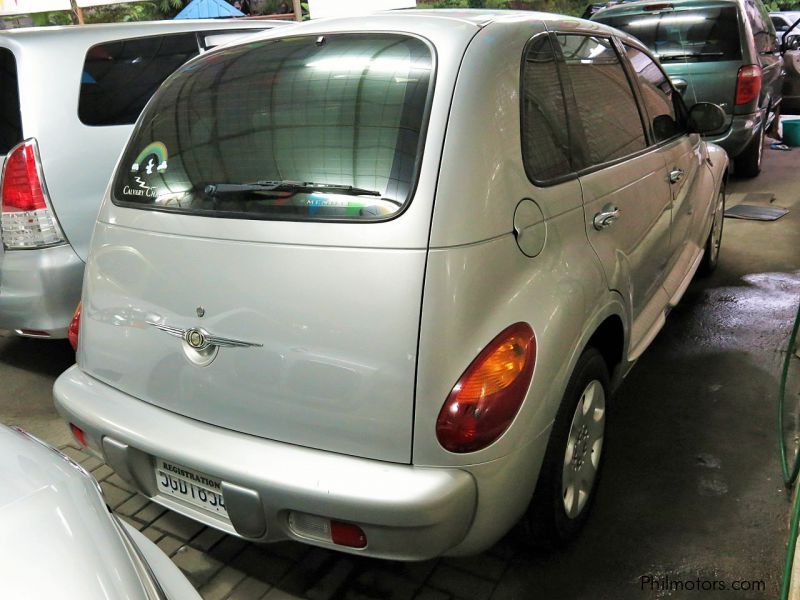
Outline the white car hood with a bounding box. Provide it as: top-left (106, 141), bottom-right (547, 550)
top-left (0, 427), bottom-right (150, 599)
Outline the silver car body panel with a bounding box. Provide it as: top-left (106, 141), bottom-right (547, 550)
top-left (0, 425), bottom-right (199, 599)
top-left (0, 242), bottom-right (83, 336)
top-left (55, 11), bottom-right (730, 558)
top-left (0, 20), bottom-right (287, 337)
top-left (81, 223), bottom-right (426, 463)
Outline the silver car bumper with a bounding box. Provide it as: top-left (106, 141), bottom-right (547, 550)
top-left (0, 243), bottom-right (84, 338)
top-left (54, 366), bottom-right (480, 561)
top-left (706, 112), bottom-right (764, 158)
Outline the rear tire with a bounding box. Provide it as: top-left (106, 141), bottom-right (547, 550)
top-left (700, 186), bottom-right (725, 275)
top-left (733, 122), bottom-right (764, 178)
top-left (518, 347), bottom-right (609, 548)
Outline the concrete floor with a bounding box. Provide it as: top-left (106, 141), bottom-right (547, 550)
top-left (0, 144), bottom-right (798, 599)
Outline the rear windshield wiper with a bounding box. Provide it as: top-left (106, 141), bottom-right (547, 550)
top-left (204, 180), bottom-right (383, 197)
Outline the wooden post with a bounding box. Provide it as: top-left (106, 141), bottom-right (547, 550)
top-left (292, 0), bottom-right (302, 21)
top-left (70, 0), bottom-right (85, 24)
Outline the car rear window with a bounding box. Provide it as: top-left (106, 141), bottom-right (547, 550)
top-left (112, 33), bottom-right (434, 222)
top-left (0, 47), bottom-right (22, 155)
top-left (79, 33), bottom-right (199, 126)
top-left (596, 7), bottom-right (742, 62)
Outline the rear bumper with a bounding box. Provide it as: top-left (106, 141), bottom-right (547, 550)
top-left (54, 366), bottom-right (480, 561)
top-left (706, 112), bottom-right (764, 158)
top-left (0, 244), bottom-right (84, 338)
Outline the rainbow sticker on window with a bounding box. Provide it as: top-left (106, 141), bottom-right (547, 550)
top-left (130, 142), bottom-right (168, 175)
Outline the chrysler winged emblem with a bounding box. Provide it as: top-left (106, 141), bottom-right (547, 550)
top-left (146, 321), bottom-right (262, 350)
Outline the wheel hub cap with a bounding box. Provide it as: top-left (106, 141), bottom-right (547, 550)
top-left (562, 379), bottom-right (606, 519)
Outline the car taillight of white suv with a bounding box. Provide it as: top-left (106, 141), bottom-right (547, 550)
top-left (1, 139), bottom-right (65, 249)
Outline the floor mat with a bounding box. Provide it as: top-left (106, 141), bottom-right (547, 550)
top-left (724, 204), bottom-right (789, 221)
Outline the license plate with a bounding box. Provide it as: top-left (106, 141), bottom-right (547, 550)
top-left (154, 459), bottom-right (228, 518)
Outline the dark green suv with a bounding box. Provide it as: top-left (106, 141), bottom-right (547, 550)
top-left (593, 0), bottom-right (782, 176)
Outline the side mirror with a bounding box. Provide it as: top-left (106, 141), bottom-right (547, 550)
top-left (687, 102), bottom-right (725, 134)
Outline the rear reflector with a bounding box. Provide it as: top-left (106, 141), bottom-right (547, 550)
top-left (330, 521), bottom-right (368, 549)
top-left (437, 322), bottom-right (536, 453)
top-left (70, 423), bottom-right (88, 448)
top-left (735, 65), bottom-right (762, 105)
top-left (68, 303), bottom-right (81, 352)
top-left (288, 512), bottom-right (367, 549)
top-left (1, 139), bottom-right (65, 249)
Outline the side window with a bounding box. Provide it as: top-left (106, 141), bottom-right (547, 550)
top-left (79, 33), bottom-right (199, 126)
top-left (0, 47), bottom-right (22, 155)
top-left (771, 16), bottom-right (787, 31)
top-left (623, 44), bottom-right (686, 142)
top-left (555, 34), bottom-right (646, 168)
top-left (746, 0), bottom-right (777, 53)
top-left (521, 34), bottom-right (572, 183)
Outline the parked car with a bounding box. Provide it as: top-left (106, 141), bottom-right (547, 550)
top-left (581, 0), bottom-right (638, 18)
top-left (771, 13), bottom-right (800, 113)
top-left (770, 10), bottom-right (800, 43)
top-left (54, 10), bottom-right (729, 559)
top-left (0, 19), bottom-right (287, 340)
top-left (783, 33), bottom-right (800, 112)
top-left (0, 425), bottom-right (200, 599)
top-left (593, 0), bottom-right (783, 177)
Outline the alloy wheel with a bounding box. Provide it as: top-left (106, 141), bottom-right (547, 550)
top-left (561, 379), bottom-right (606, 519)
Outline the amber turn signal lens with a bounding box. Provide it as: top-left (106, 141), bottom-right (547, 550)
top-left (436, 322), bottom-right (536, 453)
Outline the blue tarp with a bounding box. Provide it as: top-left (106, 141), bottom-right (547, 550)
top-left (174, 0), bottom-right (244, 19)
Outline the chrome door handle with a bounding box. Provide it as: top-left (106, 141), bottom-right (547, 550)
top-left (593, 206), bottom-right (621, 230)
top-left (669, 169), bottom-right (684, 184)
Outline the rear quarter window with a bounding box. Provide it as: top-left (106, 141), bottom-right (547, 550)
top-left (0, 47), bottom-right (22, 154)
top-left (112, 33), bottom-right (434, 222)
top-left (79, 33), bottom-right (199, 126)
top-left (596, 7), bottom-right (743, 63)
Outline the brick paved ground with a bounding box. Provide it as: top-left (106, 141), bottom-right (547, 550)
top-left (60, 443), bottom-right (512, 600)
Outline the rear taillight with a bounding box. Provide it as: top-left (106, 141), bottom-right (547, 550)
top-left (436, 322), bottom-right (536, 453)
top-left (735, 65), bottom-right (762, 106)
top-left (1, 139), bottom-right (65, 249)
top-left (68, 303), bottom-right (81, 351)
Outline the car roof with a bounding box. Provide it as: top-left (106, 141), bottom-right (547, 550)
top-left (0, 18), bottom-right (285, 43)
top-left (216, 9), bottom-right (638, 49)
top-left (594, 0), bottom-right (741, 18)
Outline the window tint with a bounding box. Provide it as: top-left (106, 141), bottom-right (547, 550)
top-left (624, 44), bottom-right (685, 142)
top-left (596, 8), bottom-right (743, 63)
top-left (521, 35), bottom-right (572, 182)
top-left (0, 47), bottom-right (22, 155)
top-left (771, 16), bottom-right (788, 30)
top-left (79, 33), bottom-right (199, 126)
top-left (113, 34), bottom-right (433, 222)
top-left (746, 0), bottom-right (777, 53)
top-left (555, 35), bottom-right (646, 168)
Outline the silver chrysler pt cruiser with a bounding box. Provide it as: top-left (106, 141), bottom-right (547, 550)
top-left (55, 10), bottom-right (729, 560)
